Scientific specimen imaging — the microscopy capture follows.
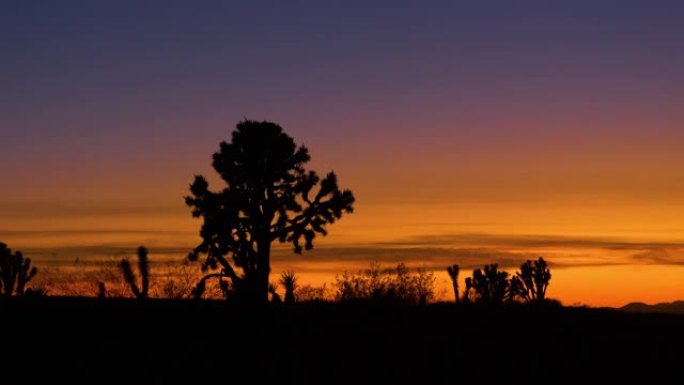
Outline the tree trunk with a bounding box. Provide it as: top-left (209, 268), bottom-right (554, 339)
top-left (453, 281), bottom-right (460, 304)
top-left (255, 237), bottom-right (271, 303)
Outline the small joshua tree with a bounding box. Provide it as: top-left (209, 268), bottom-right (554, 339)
top-left (462, 277), bottom-right (473, 303)
top-left (511, 257), bottom-right (551, 303)
top-left (280, 271), bottom-right (298, 304)
top-left (446, 264), bottom-right (460, 304)
top-left (0, 242), bottom-right (38, 296)
top-left (120, 246), bottom-right (150, 299)
top-left (469, 264), bottom-right (510, 304)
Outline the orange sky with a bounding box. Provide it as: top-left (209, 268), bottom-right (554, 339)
top-left (3, 183), bottom-right (684, 306)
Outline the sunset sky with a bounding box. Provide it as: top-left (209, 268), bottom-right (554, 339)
top-left (3, 1), bottom-right (684, 306)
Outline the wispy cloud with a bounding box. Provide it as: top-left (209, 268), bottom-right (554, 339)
top-left (377, 233), bottom-right (684, 250)
top-left (21, 245), bottom-right (192, 264)
top-left (630, 248), bottom-right (684, 266)
top-left (290, 233), bottom-right (684, 269)
top-left (0, 201), bottom-right (184, 218)
top-left (0, 229), bottom-right (188, 238)
top-left (7, 229), bottom-right (684, 270)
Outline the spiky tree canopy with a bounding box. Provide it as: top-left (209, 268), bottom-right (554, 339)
top-left (186, 120), bottom-right (355, 301)
top-left (511, 257), bottom-right (551, 303)
top-left (469, 264), bottom-right (510, 304)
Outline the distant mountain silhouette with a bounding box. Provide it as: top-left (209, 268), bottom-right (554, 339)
top-left (621, 300), bottom-right (684, 314)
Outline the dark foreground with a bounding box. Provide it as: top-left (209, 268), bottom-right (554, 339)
top-left (3, 298), bottom-right (683, 384)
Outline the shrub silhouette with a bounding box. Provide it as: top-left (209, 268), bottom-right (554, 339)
top-left (120, 246), bottom-right (150, 299)
top-left (0, 242), bottom-right (38, 296)
top-left (280, 271), bottom-right (298, 304)
top-left (191, 267), bottom-right (241, 301)
top-left (335, 263), bottom-right (436, 304)
top-left (511, 257), bottom-right (551, 303)
top-left (413, 266), bottom-right (435, 305)
top-left (191, 279), bottom-right (207, 300)
top-left (97, 281), bottom-right (107, 299)
top-left (186, 120), bottom-right (354, 303)
top-left (24, 287), bottom-right (48, 297)
top-left (446, 264), bottom-right (460, 304)
top-left (268, 283), bottom-right (282, 303)
top-left (157, 262), bottom-right (203, 300)
top-left (467, 264), bottom-right (510, 304)
top-left (294, 284), bottom-right (329, 302)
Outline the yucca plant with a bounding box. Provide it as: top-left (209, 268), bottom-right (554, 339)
top-left (279, 271), bottom-right (298, 304)
top-left (120, 246), bottom-right (150, 299)
top-left (0, 242), bottom-right (38, 296)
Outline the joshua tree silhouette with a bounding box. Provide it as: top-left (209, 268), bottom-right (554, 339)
top-left (447, 264), bottom-right (460, 304)
top-left (0, 242), bottom-right (38, 296)
top-left (186, 120), bottom-right (355, 303)
top-left (511, 258), bottom-right (551, 303)
top-left (120, 246), bottom-right (150, 299)
top-left (469, 264), bottom-right (510, 304)
top-left (462, 277), bottom-right (472, 303)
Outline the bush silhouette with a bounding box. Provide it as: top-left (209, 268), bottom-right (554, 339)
top-left (268, 283), bottom-right (282, 303)
top-left (0, 242), bottom-right (38, 296)
top-left (467, 264), bottom-right (510, 304)
top-left (97, 281), bottom-right (107, 299)
top-left (511, 257), bottom-right (551, 303)
top-left (186, 120), bottom-right (354, 303)
top-left (446, 264), bottom-right (460, 304)
top-left (335, 263), bottom-right (436, 304)
top-left (280, 271), bottom-right (298, 304)
top-left (294, 284), bottom-right (329, 302)
top-left (120, 246), bottom-right (150, 299)
top-left (24, 287), bottom-right (48, 297)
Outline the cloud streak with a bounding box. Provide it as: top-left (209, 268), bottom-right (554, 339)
top-left (0, 229), bottom-right (188, 238)
top-left (11, 231), bottom-right (684, 270)
top-left (0, 201), bottom-right (184, 218)
top-left (377, 233), bottom-right (684, 251)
